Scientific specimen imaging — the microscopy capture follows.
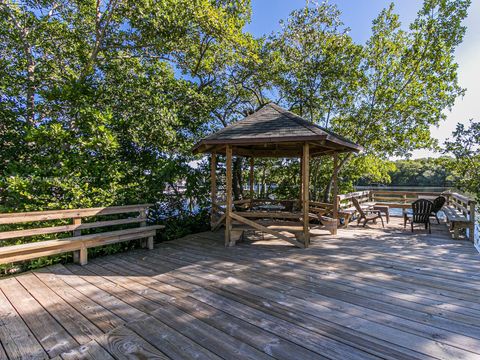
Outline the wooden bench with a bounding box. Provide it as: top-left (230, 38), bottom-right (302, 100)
top-left (231, 219), bottom-right (309, 246)
top-left (0, 204), bottom-right (164, 266)
top-left (442, 192), bottom-right (476, 240)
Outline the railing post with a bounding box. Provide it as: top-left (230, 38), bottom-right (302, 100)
top-left (139, 208), bottom-right (150, 249)
top-left (225, 145), bottom-right (233, 246)
top-left (331, 152), bottom-right (338, 236)
top-left (72, 217), bottom-right (87, 265)
top-left (469, 201), bottom-right (476, 242)
top-left (211, 152), bottom-right (217, 228)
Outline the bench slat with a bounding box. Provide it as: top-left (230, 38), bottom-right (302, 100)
top-left (0, 204), bottom-right (153, 225)
top-left (0, 225), bottom-right (164, 265)
top-left (0, 217), bottom-right (146, 241)
top-left (443, 206), bottom-right (468, 222)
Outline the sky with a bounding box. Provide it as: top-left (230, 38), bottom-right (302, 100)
top-left (245, 0), bottom-right (480, 159)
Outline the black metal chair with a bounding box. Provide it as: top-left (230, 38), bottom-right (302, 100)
top-left (430, 196), bottom-right (446, 224)
top-left (404, 199), bottom-right (433, 233)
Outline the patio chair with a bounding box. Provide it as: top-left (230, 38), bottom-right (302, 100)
top-left (404, 199), bottom-right (433, 234)
top-left (352, 198), bottom-right (384, 228)
top-left (429, 196), bottom-right (446, 224)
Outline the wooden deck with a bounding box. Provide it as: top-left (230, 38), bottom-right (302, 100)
top-left (1, 217), bottom-right (480, 360)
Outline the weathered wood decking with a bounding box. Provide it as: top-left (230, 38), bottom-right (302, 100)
top-left (1, 217), bottom-right (480, 360)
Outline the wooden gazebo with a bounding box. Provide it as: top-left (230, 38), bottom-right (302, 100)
top-left (193, 103), bottom-right (362, 248)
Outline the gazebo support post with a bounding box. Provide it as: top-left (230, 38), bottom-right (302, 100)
top-left (210, 152), bottom-right (217, 230)
top-left (332, 152), bottom-right (339, 235)
top-left (302, 143), bottom-right (310, 247)
top-left (249, 157), bottom-right (254, 208)
top-left (225, 145), bottom-right (233, 247)
top-left (299, 155), bottom-right (304, 210)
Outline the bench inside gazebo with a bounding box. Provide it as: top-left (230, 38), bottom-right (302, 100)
top-left (193, 103), bottom-right (362, 248)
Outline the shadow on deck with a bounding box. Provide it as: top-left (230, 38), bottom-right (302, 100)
top-left (1, 217), bottom-right (479, 360)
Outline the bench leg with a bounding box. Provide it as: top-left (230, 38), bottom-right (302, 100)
top-left (147, 236), bottom-right (154, 250)
top-left (294, 232), bottom-right (305, 244)
top-left (453, 224), bottom-right (459, 239)
top-left (230, 230), bottom-right (244, 246)
top-left (73, 246), bottom-right (88, 266)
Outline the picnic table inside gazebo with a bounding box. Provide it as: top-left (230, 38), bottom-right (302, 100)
top-left (193, 103), bottom-right (362, 248)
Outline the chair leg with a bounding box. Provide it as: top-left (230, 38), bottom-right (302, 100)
top-left (428, 221), bottom-right (431, 234)
top-left (411, 222), bottom-right (413, 233)
top-left (435, 214), bottom-right (440, 224)
top-left (380, 216), bottom-right (384, 228)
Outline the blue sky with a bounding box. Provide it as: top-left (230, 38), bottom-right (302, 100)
top-left (245, 0), bottom-right (480, 159)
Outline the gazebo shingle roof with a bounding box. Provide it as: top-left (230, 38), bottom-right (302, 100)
top-left (193, 103), bottom-right (362, 157)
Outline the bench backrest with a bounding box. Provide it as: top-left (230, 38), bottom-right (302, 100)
top-left (0, 204), bottom-right (153, 241)
top-left (444, 192), bottom-right (476, 222)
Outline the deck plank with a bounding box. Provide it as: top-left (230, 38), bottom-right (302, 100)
top-left (116, 252), bottom-right (427, 360)
top-left (126, 315), bottom-right (222, 360)
top-left (92, 257), bottom-right (334, 360)
top-left (161, 239), bottom-right (480, 327)
top-left (1, 217), bottom-right (479, 360)
top-left (0, 277), bottom-right (77, 358)
top-left (33, 267), bottom-right (124, 333)
top-left (59, 339), bottom-right (114, 360)
top-left (77, 261), bottom-right (277, 360)
top-left (95, 326), bottom-right (169, 360)
top-left (0, 289), bottom-right (47, 360)
top-left (129, 248), bottom-right (480, 360)
top-left (15, 273), bottom-right (104, 345)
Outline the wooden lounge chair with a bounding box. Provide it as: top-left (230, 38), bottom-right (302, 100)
top-left (404, 199), bottom-right (433, 233)
top-left (352, 198), bottom-right (384, 228)
top-left (430, 196), bottom-right (446, 224)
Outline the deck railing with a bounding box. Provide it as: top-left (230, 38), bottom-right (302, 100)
top-left (338, 189), bottom-right (476, 241)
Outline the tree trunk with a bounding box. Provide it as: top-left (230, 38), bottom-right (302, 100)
top-left (25, 59), bottom-right (36, 125)
top-left (323, 153), bottom-right (352, 202)
top-left (232, 157), bottom-right (243, 200)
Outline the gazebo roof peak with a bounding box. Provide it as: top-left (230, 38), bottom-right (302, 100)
top-left (193, 102), bottom-right (362, 157)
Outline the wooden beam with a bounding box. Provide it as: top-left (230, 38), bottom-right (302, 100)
top-left (302, 143), bottom-right (310, 247)
top-left (0, 204), bottom-right (153, 225)
top-left (212, 213), bottom-right (226, 231)
top-left (332, 152), bottom-right (339, 235)
top-left (299, 156), bottom-right (303, 207)
top-left (210, 152), bottom-right (217, 229)
top-left (0, 217), bottom-right (146, 241)
top-left (225, 145), bottom-right (233, 247)
top-left (469, 201), bottom-right (476, 242)
top-left (72, 217), bottom-right (83, 264)
top-left (249, 157), bottom-right (254, 203)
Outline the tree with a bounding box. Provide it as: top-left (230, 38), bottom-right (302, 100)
top-left (256, 0), bottom-right (469, 200)
top-left (444, 120), bottom-right (480, 200)
top-left (221, 0), bottom-right (470, 201)
top-left (0, 0), bottom-right (253, 211)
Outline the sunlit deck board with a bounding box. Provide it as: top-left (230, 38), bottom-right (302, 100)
top-left (1, 217), bottom-right (480, 360)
